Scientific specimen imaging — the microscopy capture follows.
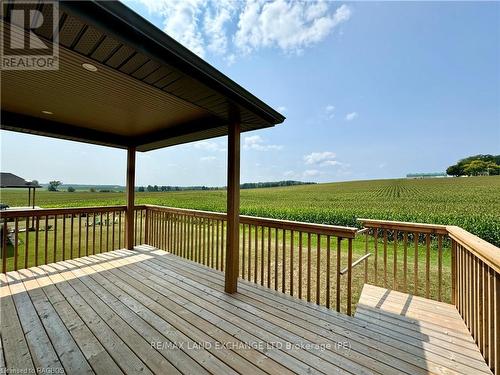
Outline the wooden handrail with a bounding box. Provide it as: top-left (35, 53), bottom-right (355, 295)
top-left (144, 205), bottom-right (358, 238)
top-left (357, 218), bottom-right (448, 235)
top-left (447, 225), bottom-right (500, 273)
top-left (0, 205), bottom-right (127, 218)
top-left (340, 253), bottom-right (372, 275)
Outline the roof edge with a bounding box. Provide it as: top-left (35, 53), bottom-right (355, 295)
top-left (60, 1), bottom-right (286, 125)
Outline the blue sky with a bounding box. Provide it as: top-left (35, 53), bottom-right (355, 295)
top-left (1, 1), bottom-right (499, 186)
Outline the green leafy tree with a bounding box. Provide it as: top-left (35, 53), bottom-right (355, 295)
top-left (48, 180), bottom-right (61, 191)
top-left (67, 186), bottom-right (75, 192)
top-left (447, 154), bottom-right (500, 176)
top-left (463, 160), bottom-right (489, 176)
top-left (138, 186), bottom-right (145, 192)
top-left (446, 165), bottom-right (463, 177)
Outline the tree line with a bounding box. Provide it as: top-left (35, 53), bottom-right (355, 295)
top-left (137, 180), bottom-right (314, 192)
top-left (446, 154), bottom-right (500, 177)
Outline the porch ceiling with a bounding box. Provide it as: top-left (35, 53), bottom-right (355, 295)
top-left (0, 1), bottom-right (285, 151)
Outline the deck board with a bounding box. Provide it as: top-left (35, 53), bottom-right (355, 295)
top-left (0, 246), bottom-right (492, 375)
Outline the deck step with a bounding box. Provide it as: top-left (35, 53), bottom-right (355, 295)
top-left (355, 284), bottom-right (492, 374)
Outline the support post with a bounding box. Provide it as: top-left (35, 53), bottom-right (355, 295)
top-left (126, 146), bottom-right (136, 250)
top-left (225, 122), bottom-right (240, 293)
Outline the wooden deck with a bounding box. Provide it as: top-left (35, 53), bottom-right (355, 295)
top-left (0, 246), bottom-right (491, 375)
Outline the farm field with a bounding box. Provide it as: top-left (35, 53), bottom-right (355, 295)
top-left (2, 176), bottom-right (499, 245)
top-left (3, 176), bottom-right (497, 308)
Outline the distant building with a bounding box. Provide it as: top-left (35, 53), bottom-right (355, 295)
top-left (406, 172), bottom-right (448, 179)
top-left (0, 172), bottom-right (41, 208)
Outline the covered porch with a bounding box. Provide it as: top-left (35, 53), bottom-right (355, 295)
top-left (1, 1), bottom-right (498, 374)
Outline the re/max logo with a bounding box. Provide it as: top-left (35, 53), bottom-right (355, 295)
top-left (1, 0), bottom-right (59, 70)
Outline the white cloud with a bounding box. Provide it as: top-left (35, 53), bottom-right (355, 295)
top-left (134, 1), bottom-right (351, 59)
top-left (193, 140), bottom-right (223, 151)
top-left (203, 1), bottom-right (238, 54)
top-left (137, 0), bottom-right (206, 57)
top-left (303, 151), bottom-right (348, 170)
top-left (304, 151), bottom-right (336, 165)
top-left (235, 2), bottom-right (351, 54)
top-left (325, 104), bottom-right (335, 119)
top-left (345, 112), bottom-right (358, 121)
top-left (200, 156), bottom-right (217, 162)
top-left (277, 105), bottom-right (287, 113)
top-left (243, 135), bottom-right (283, 151)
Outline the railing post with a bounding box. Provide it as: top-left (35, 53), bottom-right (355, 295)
top-left (347, 238), bottom-right (353, 315)
top-left (225, 121), bottom-right (240, 293)
top-left (144, 208), bottom-right (149, 245)
top-left (126, 146), bottom-right (136, 250)
top-left (451, 238), bottom-right (457, 305)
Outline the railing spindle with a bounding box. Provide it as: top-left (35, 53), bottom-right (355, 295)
top-left (316, 234), bottom-right (320, 304)
top-left (414, 232), bottom-right (418, 295)
top-left (298, 232), bottom-right (303, 299)
top-left (307, 233), bottom-right (311, 302)
top-left (53, 215), bottom-right (58, 263)
top-left (24, 216), bottom-right (29, 269)
top-left (383, 229), bottom-right (388, 287)
top-left (403, 232), bottom-right (408, 292)
top-left (254, 225), bottom-right (258, 284)
top-left (261, 226), bottom-right (265, 287)
top-left (326, 235), bottom-right (331, 309)
top-left (70, 215), bottom-right (74, 259)
top-left (14, 218), bottom-right (18, 270)
top-left (282, 229), bottom-right (286, 293)
top-left (336, 237), bottom-right (341, 312)
top-left (347, 238), bottom-right (353, 315)
top-left (290, 230), bottom-right (294, 296)
top-left (426, 233), bottom-right (430, 298)
top-left (2, 219), bottom-right (7, 273)
top-left (267, 228), bottom-right (271, 288)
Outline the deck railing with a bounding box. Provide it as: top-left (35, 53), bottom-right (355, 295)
top-left (449, 225), bottom-right (499, 374)
top-left (1, 205), bottom-right (498, 373)
top-left (142, 205), bottom-right (359, 314)
top-left (0, 206), bottom-right (129, 272)
top-left (358, 218), bottom-right (499, 375)
top-left (357, 219), bottom-right (450, 301)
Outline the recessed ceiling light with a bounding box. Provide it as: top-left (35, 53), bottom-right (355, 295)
top-left (82, 63), bottom-right (98, 72)
top-left (41, 110), bottom-right (53, 115)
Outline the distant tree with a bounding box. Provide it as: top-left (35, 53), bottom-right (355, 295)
top-left (487, 162), bottom-right (500, 175)
top-left (89, 187), bottom-right (96, 193)
top-left (67, 186), bottom-right (75, 192)
top-left (153, 185), bottom-right (159, 192)
top-left (447, 154), bottom-right (500, 177)
top-left (138, 186), bottom-right (145, 192)
top-left (446, 164), bottom-right (463, 177)
top-left (48, 180), bottom-right (62, 191)
top-left (31, 180), bottom-right (39, 186)
top-left (463, 160), bottom-right (489, 176)
top-left (146, 185), bottom-right (154, 192)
